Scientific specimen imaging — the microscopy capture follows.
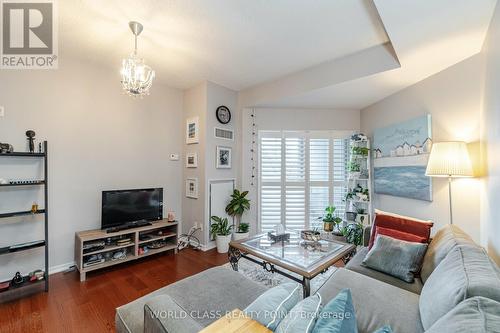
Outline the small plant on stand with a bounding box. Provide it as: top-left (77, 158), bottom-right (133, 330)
top-left (319, 206), bottom-right (343, 235)
top-left (225, 189), bottom-right (251, 240)
top-left (210, 216), bottom-right (233, 253)
top-left (348, 162), bottom-right (361, 179)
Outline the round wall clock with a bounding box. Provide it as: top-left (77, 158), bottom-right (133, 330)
top-left (216, 105), bottom-right (231, 124)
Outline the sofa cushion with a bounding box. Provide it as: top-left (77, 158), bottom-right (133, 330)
top-left (419, 245), bottom-right (500, 330)
top-left (313, 289), bottom-right (357, 333)
top-left (346, 247), bottom-right (423, 294)
top-left (276, 294), bottom-right (322, 333)
top-left (368, 210), bottom-right (433, 249)
top-left (420, 224), bottom-right (476, 283)
top-left (316, 268), bottom-right (424, 333)
top-left (116, 267), bottom-right (268, 333)
top-left (362, 235), bottom-right (428, 283)
top-left (144, 295), bottom-right (203, 333)
top-left (244, 282), bottom-right (301, 331)
top-left (424, 297), bottom-right (500, 333)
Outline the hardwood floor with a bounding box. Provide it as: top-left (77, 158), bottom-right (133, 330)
top-left (0, 248), bottom-right (228, 333)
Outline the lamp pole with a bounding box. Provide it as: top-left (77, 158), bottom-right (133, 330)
top-left (448, 176), bottom-right (453, 225)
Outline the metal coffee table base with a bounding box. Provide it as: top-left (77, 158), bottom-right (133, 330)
top-left (228, 246), bottom-right (315, 298)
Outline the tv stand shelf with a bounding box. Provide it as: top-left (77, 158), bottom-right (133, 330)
top-left (75, 220), bottom-right (178, 281)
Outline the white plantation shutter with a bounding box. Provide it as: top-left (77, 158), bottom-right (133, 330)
top-left (310, 139), bottom-right (329, 181)
top-left (309, 186), bottom-right (329, 229)
top-left (261, 137), bottom-right (282, 182)
top-left (259, 131), bottom-right (349, 232)
top-left (261, 186), bottom-right (281, 232)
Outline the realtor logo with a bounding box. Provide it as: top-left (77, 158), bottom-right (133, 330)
top-left (1, 0), bottom-right (57, 69)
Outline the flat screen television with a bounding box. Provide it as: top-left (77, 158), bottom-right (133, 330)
top-left (101, 188), bottom-right (163, 230)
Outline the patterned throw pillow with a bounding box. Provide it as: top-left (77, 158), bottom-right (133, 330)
top-left (243, 282), bottom-right (301, 331)
top-left (275, 294), bottom-right (322, 333)
top-left (362, 234), bottom-right (428, 283)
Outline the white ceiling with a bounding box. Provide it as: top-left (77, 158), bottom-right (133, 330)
top-left (60, 0), bottom-right (389, 90)
top-left (257, 0), bottom-right (498, 109)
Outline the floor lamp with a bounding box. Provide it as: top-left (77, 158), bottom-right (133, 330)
top-left (425, 142), bottom-right (473, 225)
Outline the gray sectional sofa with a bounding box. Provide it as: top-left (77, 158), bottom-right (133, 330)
top-left (116, 225), bottom-right (500, 333)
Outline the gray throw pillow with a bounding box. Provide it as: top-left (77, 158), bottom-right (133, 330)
top-left (362, 234), bottom-right (428, 283)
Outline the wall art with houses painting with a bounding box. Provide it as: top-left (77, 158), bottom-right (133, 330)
top-left (373, 114), bottom-right (433, 201)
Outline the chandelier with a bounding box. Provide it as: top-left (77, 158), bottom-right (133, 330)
top-left (121, 21), bottom-right (155, 97)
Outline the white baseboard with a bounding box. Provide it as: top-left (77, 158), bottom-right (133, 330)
top-left (49, 261), bottom-right (76, 275)
top-left (201, 243), bottom-right (216, 251)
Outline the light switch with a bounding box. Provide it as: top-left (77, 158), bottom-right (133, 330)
top-left (169, 153), bottom-right (179, 161)
top-left (0, 106), bottom-right (4, 117)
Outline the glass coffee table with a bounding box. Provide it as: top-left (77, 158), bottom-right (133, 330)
top-left (228, 231), bottom-right (356, 297)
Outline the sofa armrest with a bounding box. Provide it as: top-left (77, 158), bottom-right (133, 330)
top-left (363, 225), bottom-right (372, 247)
top-left (144, 295), bottom-right (203, 333)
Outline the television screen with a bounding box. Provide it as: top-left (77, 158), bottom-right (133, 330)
top-left (101, 188), bottom-right (163, 229)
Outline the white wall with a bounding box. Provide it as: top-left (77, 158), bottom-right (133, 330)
top-left (182, 83), bottom-right (207, 243)
top-left (241, 108), bottom-right (360, 233)
top-left (361, 55), bottom-right (483, 242)
top-left (182, 81), bottom-right (239, 247)
top-left (0, 57), bottom-right (184, 279)
top-left (205, 82), bottom-right (239, 246)
top-left (481, 2), bottom-right (500, 264)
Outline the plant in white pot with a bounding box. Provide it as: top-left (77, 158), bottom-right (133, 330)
top-left (225, 189), bottom-right (251, 240)
top-left (210, 216), bottom-right (233, 253)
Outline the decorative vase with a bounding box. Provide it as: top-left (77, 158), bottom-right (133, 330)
top-left (233, 232), bottom-right (250, 241)
top-left (215, 234), bottom-right (231, 253)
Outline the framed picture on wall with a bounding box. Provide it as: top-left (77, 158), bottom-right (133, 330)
top-left (216, 146), bottom-right (232, 169)
top-left (186, 117), bottom-right (199, 144)
top-left (186, 178), bottom-right (198, 198)
top-left (186, 152), bottom-right (198, 168)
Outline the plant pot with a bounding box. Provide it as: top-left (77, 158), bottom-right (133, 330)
top-left (345, 211), bottom-right (357, 222)
top-left (215, 234), bottom-right (231, 253)
top-left (233, 232), bottom-right (250, 241)
top-left (323, 221), bottom-right (334, 232)
top-left (356, 214), bottom-right (369, 225)
top-left (349, 172), bottom-right (361, 179)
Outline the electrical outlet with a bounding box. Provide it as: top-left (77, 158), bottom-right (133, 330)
top-left (0, 106), bottom-right (4, 117)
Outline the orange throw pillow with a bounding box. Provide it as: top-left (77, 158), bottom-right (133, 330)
top-left (368, 210), bottom-right (433, 250)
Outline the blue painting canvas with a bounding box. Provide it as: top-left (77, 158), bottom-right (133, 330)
top-left (373, 115), bottom-right (433, 201)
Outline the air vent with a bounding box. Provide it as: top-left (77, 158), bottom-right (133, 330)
top-left (214, 127), bottom-right (234, 141)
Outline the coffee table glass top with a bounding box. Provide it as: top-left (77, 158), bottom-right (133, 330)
top-left (242, 231), bottom-right (344, 270)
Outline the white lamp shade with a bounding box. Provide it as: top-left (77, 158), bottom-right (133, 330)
top-left (425, 141), bottom-right (473, 177)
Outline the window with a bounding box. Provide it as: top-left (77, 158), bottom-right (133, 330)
top-left (259, 131), bottom-right (350, 232)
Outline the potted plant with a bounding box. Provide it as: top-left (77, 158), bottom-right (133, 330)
top-left (342, 222), bottom-right (364, 246)
top-left (210, 216), bottom-right (233, 253)
top-left (234, 222), bottom-right (250, 241)
top-left (351, 146), bottom-right (369, 156)
top-left (348, 162), bottom-right (361, 178)
top-left (319, 206), bottom-right (343, 235)
top-left (225, 189), bottom-right (251, 240)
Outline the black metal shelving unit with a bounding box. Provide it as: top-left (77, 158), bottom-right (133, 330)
top-left (0, 141), bottom-right (49, 302)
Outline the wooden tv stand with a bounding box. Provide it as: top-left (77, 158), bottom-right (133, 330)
top-left (75, 220), bottom-right (178, 281)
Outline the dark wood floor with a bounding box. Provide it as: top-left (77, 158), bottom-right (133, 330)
top-left (0, 248), bottom-right (228, 333)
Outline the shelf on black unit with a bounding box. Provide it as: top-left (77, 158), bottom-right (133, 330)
top-left (0, 181), bottom-right (45, 187)
top-left (0, 240), bottom-right (46, 255)
top-left (0, 152), bottom-right (45, 157)
top-left (0, 209), bottom-right (46, 219)
top-left (0, 277), bottom-right (46, 303)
